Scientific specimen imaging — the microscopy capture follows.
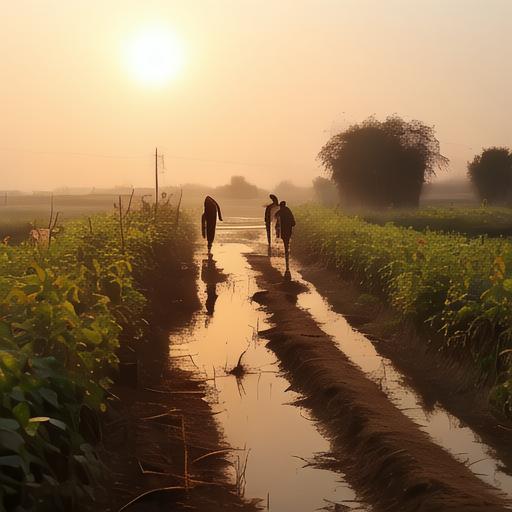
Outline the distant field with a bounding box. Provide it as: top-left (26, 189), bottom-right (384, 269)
top-left (0, 194), bottom-right (123, 243)
top-left (362, 207), bottom-right (512, 237)
top-left (0, 192), bottom-right (275, 243)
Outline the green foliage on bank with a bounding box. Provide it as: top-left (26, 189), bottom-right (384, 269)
top-left (361, 206), bottom-right (512, 237)
top-left (0, 204), bottom-right (195, 511)
top-left (294, 205), bottom-right (512, 419)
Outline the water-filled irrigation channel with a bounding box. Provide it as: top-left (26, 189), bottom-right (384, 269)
top-left (168, 218), bottom-right (512, 509)
top-left (168, 237), bottom-right (367, 511)
top-left (270, 242), bottom-right (512, 501)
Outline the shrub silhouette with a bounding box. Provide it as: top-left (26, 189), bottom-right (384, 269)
top-left (215, 176), bottom-right (260, 199)
top-left (467, 147), bottom-right (512, 205)
top-left (313, 176), bottom-right (338, 206)
top-left (318, 116), bottom-right (448, 208)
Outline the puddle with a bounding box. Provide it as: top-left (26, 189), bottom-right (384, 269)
top-left (168, 233), bottom-right (366, 511)
top-left (264, 241), bottom-right (512, 499)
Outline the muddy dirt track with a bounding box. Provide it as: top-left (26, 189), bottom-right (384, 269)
top-left (248, 253), bottom-right (510, 511)
top-left (210, 220), bottom-right (511, 510)
top-left (110, 217), bottom-right (512, 511)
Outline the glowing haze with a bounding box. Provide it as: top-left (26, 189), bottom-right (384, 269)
top-left (1, 0), bottom-right (511, 191)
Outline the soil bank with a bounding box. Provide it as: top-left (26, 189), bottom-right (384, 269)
top-left (297, 258), bottom-right (512, 476)
top-left (100, 257), bottom-right (259, 511)
top-left (247, 253), bottom-right (511, 512)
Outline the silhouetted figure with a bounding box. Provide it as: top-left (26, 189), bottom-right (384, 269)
top-left (201, 254), bottom-right (225, 316)
top-left (275, 201), bottom-right (295, 270)
top-left (201, 196), bottom-right (223, 253)
top-left (264, 194), bottom-right (279, 247)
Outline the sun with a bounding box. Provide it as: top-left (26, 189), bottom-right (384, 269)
top-left (124, 27), bottom-right (184, 86)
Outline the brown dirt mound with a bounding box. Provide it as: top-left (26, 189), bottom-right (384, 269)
top-left (101, 256), bottom-right (259, 512)
top-left (247, 253), bottom-right (511, 512)
top-left (298, 262), bottom-right (512, 473)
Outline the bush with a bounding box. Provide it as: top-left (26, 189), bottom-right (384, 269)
top-left (318, 116), bottom-right (448, 208)
top-left (294, 205), bottom-right (512, 418)
top-left (468, 147), bottom-right (512, 205)
top-left (0, 203), bottom-right (195, 510)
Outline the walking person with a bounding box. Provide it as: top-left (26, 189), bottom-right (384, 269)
top-left (275, 201), bottom-right (295, 271)
top-left (201, 195), bottom-right (223, 254)
top-left (264, 194), bottom-right (279, 249)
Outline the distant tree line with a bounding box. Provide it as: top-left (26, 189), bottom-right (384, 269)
top-left (467, 147), bottom-right (512, 205)
top-left (317, 116), bottom-right (448, 209)
top-left (215, 175), bottom-right (262, 199)
top-left (316, 115), bottom-right (512, 209)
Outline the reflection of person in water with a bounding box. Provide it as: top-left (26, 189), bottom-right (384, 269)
top-left (201, 196), bottom-right (223, 254)
top-left (264, 194), bottom-right (279, 248)
top-left (201, 254), bottom-right (225, 316)
top-left (275, 201), bottom-right (296, 271)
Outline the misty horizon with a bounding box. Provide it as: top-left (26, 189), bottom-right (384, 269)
top-left (2, 0), bottom-right (511, 191)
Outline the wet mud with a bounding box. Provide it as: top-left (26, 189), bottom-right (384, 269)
top-left (101, 254), bottom-right (259, 512)
top-left (247, 253), bottom-right (511, 512)
top-left (168, 241), bottom-right (366, 511)
top-left (104, 216), bottom-right (512, 512)
top-left (297, 262), bottom-right (512, 482)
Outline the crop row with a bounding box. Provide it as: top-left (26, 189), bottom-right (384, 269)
top-left (361, 206), bottom-right (512, 237)
top-left (0, 204), bottom-right (194, 511)
top-left (294, 205), bottom-right (512, 418)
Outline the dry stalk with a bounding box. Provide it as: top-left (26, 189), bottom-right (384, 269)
top-left (176, 187), bottom-right (183, 225)
top-left (126, 188), bottom-right (135, 217)
top-left (229, 345), bottom-right (250, 377)
top-left (118, 195), bottom-right (125, 254)
top-left (47, 194), bottom-right (54, 230)
top-left (181, 415), bottom-right (189, 491)
top-left (234, 449), bottom-right (250, 497)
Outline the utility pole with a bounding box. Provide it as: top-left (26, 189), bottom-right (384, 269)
top-left (155, 147), bottom-right (159, 215)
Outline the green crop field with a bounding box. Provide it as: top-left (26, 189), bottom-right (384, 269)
top-left (0, 203), bottom-right (195, 510)
top-left (361, 206), bottom-right (512, 237)
top-left (294, 205), bottom-right (512, 419)
top-left (0, 194), bottom-right (129, 244)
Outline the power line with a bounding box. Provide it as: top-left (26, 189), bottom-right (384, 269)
top-left (0, 146), bottom-right (313, 170)
top-left (0, 147), bottom-right (148, 159)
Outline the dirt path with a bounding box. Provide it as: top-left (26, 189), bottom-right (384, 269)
top-left (297, 262), bottom-right (512, 478)
top-left (101, 255), bottom-right (259, 512)
top-left (246, 251), bottom-right (512, 511)
top-left (107, 217), bottom-right (512, 511)
top-left (167, 239), bottom-right (364, 511)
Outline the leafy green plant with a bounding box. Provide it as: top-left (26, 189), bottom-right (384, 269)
top-left (361, 206), bottom-right (512, 237)
top-left (294, 205), bottom-right (512, 418)
top-left (0, 202), bottom-right (195, 510)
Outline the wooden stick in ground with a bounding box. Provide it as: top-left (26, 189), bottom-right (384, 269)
top-left (125, 188), bottom-right (135, 217)
top-left (48, 211), bottom-right (60, 249)
top-left (176, 188), bottom-right (183, 225)
top-left (118, 195), bottom-right (125, 254)
top-left (88, 217), bottom-right (93, 235)
top-left (49, 211), bottom-right (60, 248)
top-left (154, 147), bottom-right (159, 219)
top-left (51, 211), bottom-right (60, 232)
top-left (47, 193), bottom-right (54, 230)
top-left (181, 415), bottom-right (189, 490)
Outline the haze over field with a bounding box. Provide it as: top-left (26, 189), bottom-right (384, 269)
top-left (1, 0), bottom-right (511, 191)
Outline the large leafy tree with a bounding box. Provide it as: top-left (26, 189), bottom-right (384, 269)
top-left (467, 147), bottom-right (512, 205)
top-left (318, 116), bottom-right (448, 208)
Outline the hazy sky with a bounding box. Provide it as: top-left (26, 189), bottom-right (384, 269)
top-left (1, 0), bottom-right (511, 191)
